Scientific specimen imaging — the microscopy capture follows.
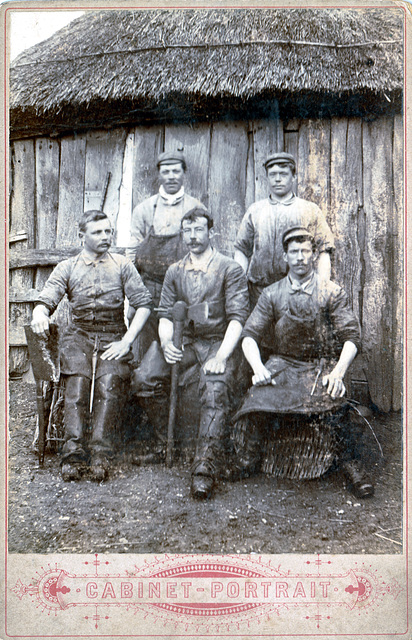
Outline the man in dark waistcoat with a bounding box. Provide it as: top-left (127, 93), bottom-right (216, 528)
top-left (126, 150), bottom-right (205, 358)
top-left (233, 226), bottom-right (374, 499)
top-left (31, 210), bottom-right (152, 482)
top-left (132, 207), bottom-right (249, 499)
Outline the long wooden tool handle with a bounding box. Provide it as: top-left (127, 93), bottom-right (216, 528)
top-left (100, 172), bottom-right (111, 211)
top-left (36, 381), bottom-right (46, 466)
top-left (166, 317), bottom-right (185, 468)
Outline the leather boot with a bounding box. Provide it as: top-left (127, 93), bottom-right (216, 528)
top-left (130, 395), bottom-right (168, 465)
top-left (61, 375), bottom-right (90, 463)
top-left (191, 406), bottom-right (228, 500)
top-left (89, 374), bottom-right (126, 477)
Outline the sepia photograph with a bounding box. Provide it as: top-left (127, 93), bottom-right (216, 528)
top-left (3, 1), bottom-right (409, 637)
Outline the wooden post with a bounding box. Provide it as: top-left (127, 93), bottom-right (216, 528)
top-left (392, 114), bottom-right (403, 412)
top-left (251, 110), bottom-right (283, 203)
top-left (208, 121), bottom-right (249, 256)
top-left (84, 128), bottom-right (128, 242)
top-left (362, 117), bottom-right (394, 412)
top-left (56, 135), bottom-right (87, 247)
top-left (9, 140), bottom-right (35, 376)
top-left (298, 119), bottom-right (331, 221)
top-left (330, 118), bottom-right (363, 317)
top-left (131, 125), bottom-right (164, 211)
top-left (35, 138), bottom-right (60, 291)
top-left (165, 123), bottom-right (211, 206)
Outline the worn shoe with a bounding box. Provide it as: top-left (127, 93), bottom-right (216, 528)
top-left (90, 456), bottom-right (109, 482)
top-left (191, 475), bottom-right (214, 500)
top-left (342, 460), bottom-right (374, 499)
top-left (61, 462), bottom-right (83, 482)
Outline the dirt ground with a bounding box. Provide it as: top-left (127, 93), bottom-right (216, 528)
top-left (7, 379), bottom-right (403, 555)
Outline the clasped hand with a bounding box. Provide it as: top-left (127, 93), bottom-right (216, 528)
top-left (31, 311), bottom-right (50, 340)
top-left (162, 341), bottom-right (184, 365)
top-left (203, 356), bottom-right (227, 375)
top-left (252, 365), bottom-right (276, 386)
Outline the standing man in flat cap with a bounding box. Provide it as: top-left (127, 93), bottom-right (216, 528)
top-left (234, 152), bottom-right (335, 313)
top-left (127, 150), bottom-right (206, 358)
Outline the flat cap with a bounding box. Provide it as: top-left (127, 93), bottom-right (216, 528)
top-left (264, 152), bottom-right (296, 171)
top-left (282, 226), bottom-right (314, 247)
top-left (157, 150), bottom-right (186, 169)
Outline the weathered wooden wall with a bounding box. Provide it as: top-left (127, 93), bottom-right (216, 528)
top-left (9, 114), bottom-right (404, 412)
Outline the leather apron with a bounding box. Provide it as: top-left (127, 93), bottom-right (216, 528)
top-left (132, 196), bottom-right (187, 359)
top-left (235, 296), bottom-right (342, 417)
top-left (134, 196), bottom-right (187, 287)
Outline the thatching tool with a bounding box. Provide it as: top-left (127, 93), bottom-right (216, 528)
top-left (89, 335), bottom-right (99, 414)
top-left (165, 301), bottom-right (209, 467)
top-left (310, 358), bottom-right (326, 396)
top-left (100, 171), bottom-right (111, 211)
top-left (24, 324), bottom-right (60, 465)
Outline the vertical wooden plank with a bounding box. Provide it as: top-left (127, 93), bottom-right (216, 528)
top-left (245, 123), bottom-right (255, 211)
top-left (164, 123), bottom-right (211, 206)
top-left (84, 128), bottom-right (128, 243)
top-left (252, 112), bottom-right (284, 202)
top-left (392, 114), bottom-right (403, 411)
top-left (362, 117), bottom-right (393, 412)
top-left (329, 118), bottom-right (363, 317)
top-left (132, 124), bottom-right (164, 210)
top-left (284, 119), bottom-right (299, 190)
top-left (298, 119), bottom-right (331, 220)
top-left (208, 121), bottom-right (249, 256)
top-left (116, 132), bottom-right (135, 248)
top-left (56, 135), bottom-right (86, 247)
top-left (9, 140), bottom-right (35, 376)
top-left (35, 138), bottom-right (60, 290)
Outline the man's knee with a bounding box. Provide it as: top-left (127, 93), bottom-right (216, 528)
top-left (131, 341), bottom-right (169, 397)
top-left (200, 380), bottom-right (230, 410)
top-left (64, 375), bottom-right (90, 405)
top-left (95, 374), bottom-right (126, 401)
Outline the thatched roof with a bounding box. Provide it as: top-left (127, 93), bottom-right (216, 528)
top-left (10, 8), bottom-right (403, 137)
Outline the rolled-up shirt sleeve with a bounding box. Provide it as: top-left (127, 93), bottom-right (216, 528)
top-left (157, 266), bottom-right (178, 321)
top-left (36, 260), bottom-right (71, 313)
top-left (234, 209), bottom-right (255, 258)
top-left (121, 260), bottom-right (153, 309)
top-left (126, 203), bottom-right (147, 262)
top-left (313, 206), bottom-right (335, 253)
top-left (329, 287), bottom-right (361, 352)
top-left (224, 264), bottom-right (249, 326)
top-left (242, 290), bottom-right (275, 344)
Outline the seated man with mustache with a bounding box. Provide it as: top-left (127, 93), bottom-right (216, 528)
top-left (31, 210), bottom-right (152, 482)
top-left (132, 208), bottom-right (249, 499)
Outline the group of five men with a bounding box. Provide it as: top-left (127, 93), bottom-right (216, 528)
top-left (31, 150), bottom-right (374, 500)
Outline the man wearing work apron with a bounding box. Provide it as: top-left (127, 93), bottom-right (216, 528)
top-left (126, 150), bottom-right (206, 359)
top-left (232, 226), bottom-right (374, 499)
top-left (234, 153), bottom-right (335, 313)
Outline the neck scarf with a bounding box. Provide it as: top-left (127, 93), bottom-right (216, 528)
top-left (159, 185), bottom-right (185, 206)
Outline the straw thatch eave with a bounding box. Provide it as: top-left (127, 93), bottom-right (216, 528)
top-left (10, 8), bottom-right (403, 137)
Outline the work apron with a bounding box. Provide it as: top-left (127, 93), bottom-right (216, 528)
top-left (133, 198), bottom-right (187, 360)
top-left (235, 301), bottom-right (342, 417)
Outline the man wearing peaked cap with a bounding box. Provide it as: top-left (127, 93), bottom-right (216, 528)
top-left (231, 225), bottom-right (374, 500)
top-left (234, 151), bottom-right (334, 316)
top-left (126, 149), bottom-right (206, 359)
top-left (263, 151), bottom-right (297, 172)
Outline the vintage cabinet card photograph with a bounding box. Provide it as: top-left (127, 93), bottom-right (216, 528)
top-left (1, 0), bottom-right (410, 637)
